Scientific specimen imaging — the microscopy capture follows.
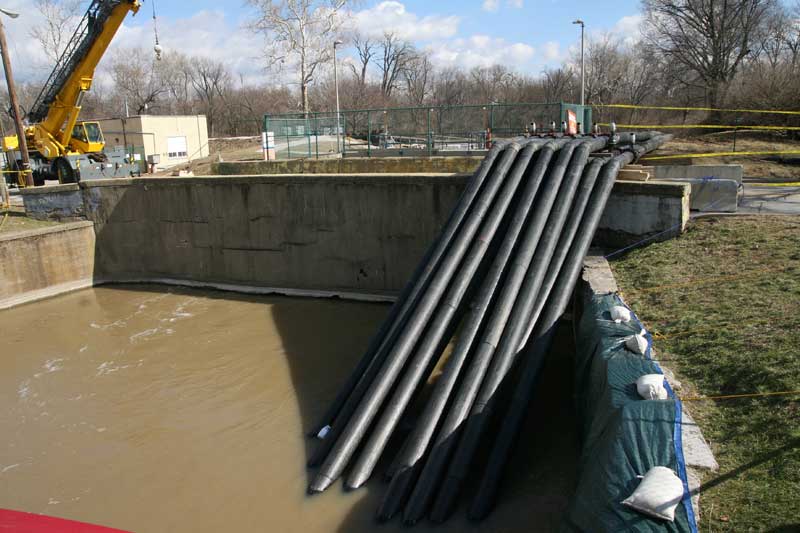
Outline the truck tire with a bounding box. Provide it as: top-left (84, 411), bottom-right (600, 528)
top-left (53, 157), bottom-right (76, 184)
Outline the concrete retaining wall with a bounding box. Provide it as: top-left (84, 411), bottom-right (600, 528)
top-left (212, 156), bottom-right (483, 175)
top-left (20, 183), bottom-right (85, 221)
top-left (654, 164), bottom-right (743, 184)
top-left (18, 174), bottom-right (690, 298)
top-left (0, 221), bottom-right (96, 309)
top-left (84, 175), bottom-right (463, 296)
top-left (597, 180), bottom-right (690, 249)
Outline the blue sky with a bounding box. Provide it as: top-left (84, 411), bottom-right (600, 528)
top-left (3, 0), bottom-right (645, 83)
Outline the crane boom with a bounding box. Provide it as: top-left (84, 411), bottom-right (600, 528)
top-left (3, 0), bottom-right (141, 186)
top-left (29, 0), bottom-right (140, 155)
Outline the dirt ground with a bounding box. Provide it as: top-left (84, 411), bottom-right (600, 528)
top-left (652, 132), bottom-right (800, 181)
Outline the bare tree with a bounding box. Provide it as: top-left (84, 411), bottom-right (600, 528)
top-left (542, 67), bottom-right (575, 103)
top-left (247, 0), bottom-right (352, 115)
top-left (404, 52), bottom-right (434, 106)
top-left (643, 0), bottom-right (776, 106)
top-left (109, 48), bottom-right (167, 115)
top-left (378, 32), bottom-right (414, 100)
top-left (190, 58), bottom-right (231, 137)
top-left (349, 31), bottom-right (374, 88)
top-left (30, 0), bottom-right (84, 64)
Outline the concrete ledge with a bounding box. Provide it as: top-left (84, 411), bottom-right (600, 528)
top-left (0, 221), bottom-right (96, 306)
top-left (21, 184), bottom-right (85, 221)
top-left (654, 164), bottom-right (743, 185)
top-left (0, 278), bottom-right (94, 310)
top-left (597, 180), bottom-right (691, 249)
top-left (19, 183), bottom-right (80, 195)
top-left (0, 220), bottom-right (93, 242)
top-left (212, 156), bottom-right (483, 175)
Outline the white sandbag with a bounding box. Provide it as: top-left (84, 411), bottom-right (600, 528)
top-left (610, 305), bottom-right (632, 323)
top-left (622, 466), bottom-right (685, 521)
top-left (625, 332), bottom-right (648, 355)
top-left (635, 374), bottom-right (668, 400)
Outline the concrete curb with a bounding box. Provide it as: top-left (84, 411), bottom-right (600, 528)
top-left (581, 252), bottom-right (719, 521)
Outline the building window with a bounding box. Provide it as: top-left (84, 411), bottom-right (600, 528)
top-left (167, 136), bottom-right (188, 158)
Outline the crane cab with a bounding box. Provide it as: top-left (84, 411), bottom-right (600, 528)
top-left (69, 121), bottom-right (106, 154)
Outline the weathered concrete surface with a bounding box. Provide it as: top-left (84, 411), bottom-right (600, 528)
top-left (0, 221), bottom-right (96, 309)
top-left (84, 175), bottom-right (464, 296)
top-left (15, 174), bottom-right (690, 299)
top-left (681, 177), bottom-right (740, 212)
top-left (654, 164), bottom-right (743, 184)
top-left (20, 183), bottom-right (85, 221)
top-left (596, 180), bottom-right (691, 250)
top-left (212, 156), bottom-right (483, 175)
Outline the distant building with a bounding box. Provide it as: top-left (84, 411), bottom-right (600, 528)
top-left (95, 115), bottom-right (209, 172)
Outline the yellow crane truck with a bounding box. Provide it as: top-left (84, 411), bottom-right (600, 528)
top-left (3, 0), bottom-right (141, 186)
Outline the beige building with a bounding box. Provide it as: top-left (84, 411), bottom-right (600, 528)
top-left (96, 115), bottom-right (209, 172)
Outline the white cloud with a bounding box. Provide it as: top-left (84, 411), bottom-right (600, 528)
top-left (541, 41), bottom-right (562, 62)
top-left (611, 14), bottom-right (644, 45)
top-left (483, 0), bottom-right (523, 12)
top-left (426, 36), bottom-right (535, 70)
top-left (351, 1), bottom-right (460, 41)
top-left (1, 3), bottom-right (270, 85)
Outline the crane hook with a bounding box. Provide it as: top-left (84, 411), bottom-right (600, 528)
top-left (152, 0), bottom-right (162, 60)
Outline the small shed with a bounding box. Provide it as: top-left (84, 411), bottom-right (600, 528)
top-left (95, 115), bottom-right (209, 172)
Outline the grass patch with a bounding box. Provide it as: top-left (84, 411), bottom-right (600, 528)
top-left (609, 215), bottom-right (800, 531)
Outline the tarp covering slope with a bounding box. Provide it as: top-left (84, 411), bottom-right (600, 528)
top-left (563, 292), bottom-right (697, 532)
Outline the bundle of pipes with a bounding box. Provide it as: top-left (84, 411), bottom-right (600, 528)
top-left (307, 131), bottom-right (672, 524)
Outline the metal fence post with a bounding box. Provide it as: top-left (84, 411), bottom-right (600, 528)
top-left (342, 114), bottom-right (347, 158)
top-left (315, 115), bottom-right (320, 159)
top-left (367, 111), bottom-right (371, 158)
top-left (427, 107), bottom-right (432, 156)
top-left (287, 120), bottom-right (291, 159)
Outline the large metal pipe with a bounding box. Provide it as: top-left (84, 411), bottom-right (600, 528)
top-left (468, 134), bottom-right (673, 520)
top-left (308, 142), bottom-right (512, 438)
top-left (517, 156), bottom-right (604, 350)
top-left (306, 143), bottom-right (523, 469)
top-left (429, 137), bottom-right (605, 523)
top-left (345, 141), bottom-right (547, 491)
top-left (308, 142), bottom-right (525, 493)
top-left (402, 139), bottom-right (582, 525)
top-left (375, 139), bottom-right (568, 521)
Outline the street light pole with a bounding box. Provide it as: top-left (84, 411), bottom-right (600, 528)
top-left (572, 19), bottom-right (585, 107)
top-left (0, 8), bottom-right (33, 187)
top-left (333, 40), bottom-right (342, 156)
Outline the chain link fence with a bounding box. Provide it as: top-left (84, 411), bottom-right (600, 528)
top-left (264, 103), bottom-right (591, 159)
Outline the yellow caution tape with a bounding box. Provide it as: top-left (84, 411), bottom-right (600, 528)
top-left (597, 122), bottom-right (800, 131)
top-left (641, 150), bottom-right (800, 161)
top-left (593, 103), bottom-right (800, 116)
top-left (750, 181), bottom-right (800, 187)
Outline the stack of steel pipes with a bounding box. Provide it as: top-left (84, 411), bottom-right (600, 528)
top-left (307, 131), bottom-right (672, 524)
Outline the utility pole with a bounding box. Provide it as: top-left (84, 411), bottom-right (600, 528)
top-left (0, 8), bottom-right (33, 187)
top-left (572, 19), bottom-right (585, 107)
top-left (333, 40), bottom-right (343, 156)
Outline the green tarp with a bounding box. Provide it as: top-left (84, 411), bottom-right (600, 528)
top-left (563, 292), bottom-right (697, 532)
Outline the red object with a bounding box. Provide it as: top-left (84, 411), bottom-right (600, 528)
top-left (0, 509), bottom-right (132, 533)
top-left (567, 110), bottom-right (578, 135)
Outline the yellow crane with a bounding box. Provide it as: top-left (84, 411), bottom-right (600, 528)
top-left (3, 0), bottom-right (141, 186)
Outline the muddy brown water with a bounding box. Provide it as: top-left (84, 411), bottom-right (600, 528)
top-left (0, 285), bottom-right (577, 532)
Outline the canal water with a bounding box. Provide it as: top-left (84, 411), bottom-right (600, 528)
top-left (0, 285), bottom-right (576, 532)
